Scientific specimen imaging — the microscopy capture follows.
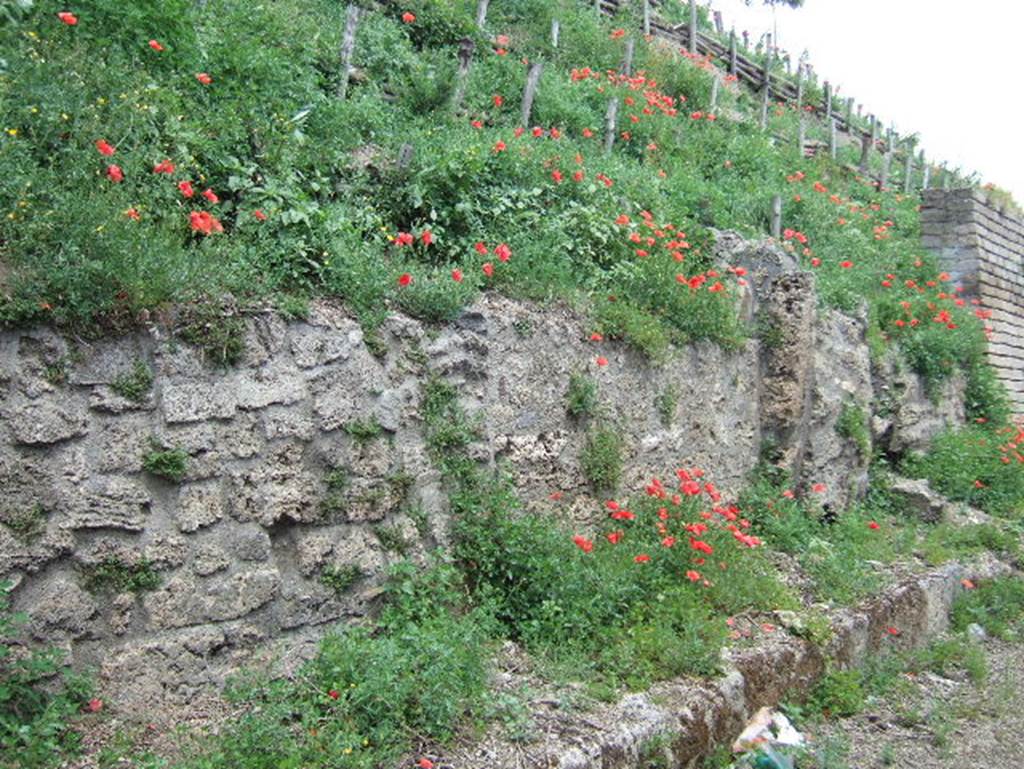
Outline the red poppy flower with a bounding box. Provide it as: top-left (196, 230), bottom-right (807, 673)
top-left (886, 626), bottom-right (901, 636)
top-left (686, 570), bottom-right (701, 582)
top-left (492, 94), bottom-right (503, 107)
top-left (589, 332), bottom-right (603, 342)
top-left (86, 698), bottom-right (103, 712)
top-left (840, 260), bottom-right (853, 269)
top-left (189, 210), bottom-right (223, 235)
top-left (595, 356), bottom-right (608, 367)
top-left (868, 521), bottom-right (880, 530)
top-left (402, 11), bottom-right (416, 23)
top-left (125, 208), bottom-right (140, 220)
top-left (474, 241), bottom-right (489, 255)
top-left (606, 531), bottom-right (622, 545)
top-left (152, 159), bottom-right (175, 174)
top-left (253, 209), bottom-right (267, 221)
top-left (420, 230), bottom-right (433, 246)
top-left (496, 34), bottom-right (510, 46)
top-left (610, 29), bottom-right (626, 39)
top-left (395, 232), bottom-right (414, 247)
top-left (58, 11), bottom-right (78, 25)
top-left (397, 273), bottom-right (412, 287)
top-left (202, 188), bottom-right (219, 204)
top-left (573, 170), bottom-right (585, 182)
top-left (95, 139), bottom-right (115, 157)
top-left (960, 578), bottom-right (976, 590)
top-left (494, 243), bottom-right (512, 262)
top-left (417, 760), bottom-right (434, 769)
top-left (178, 180), bottom-right (194, 198)
top-left (328, 689), bottom-right (340, 700)
top-left (195, 72), bottom-right (213, 85)
top-left (551, 169), bottom-right (563, 184)
top-left (582, 128), bottom-right (594, 138)
top-left (451, 268), bottom-right (463, 283)
top-left (573, 535), bottom-right (594, 553)
top-left (106, 164), bottom-right (124, 183)
top-left (493, 140), bottom-right (506, 153)
top-left (148, 39), bottom-right (164, 52)
top-left (812, 482), bottom-right (827, 493)
top-left (634, 553), bottom-right (651, 563)
top-left (482, 262), bottom-right (494, 278)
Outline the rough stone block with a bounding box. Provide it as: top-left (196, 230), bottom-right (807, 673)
top-left (162, 381), bottom-right (237, 424)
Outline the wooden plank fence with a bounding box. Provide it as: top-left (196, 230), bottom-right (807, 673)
top-left (595, 0), bottom-right (956, 191)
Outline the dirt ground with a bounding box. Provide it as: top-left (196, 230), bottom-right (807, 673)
top-left (810, 637), bottom-right (1024, 768)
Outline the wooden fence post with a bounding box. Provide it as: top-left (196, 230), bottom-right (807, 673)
top-left (688, 0), bottom-right (698, 53)
top-left (823, 81), bottom-right (831, 118)
top-left (770, 195), bottom-right (782, 239)
top-left (643, 0), bottom-right (651, 36)
top-left (794, 64), bottom-right (804, 155)
top-left (603, 38), bottom-right (635, 156)
top-left (713, 10), bottom-right (724, 36)
top-left (829, 118), bottom-right (837, 160)
top-left (902, 141), bottom-right (914, 194)
top-left (551, 19), bottom-right (560, 48)
top-left (922, 159), bottom-right (931, 190)
top-left (759, 47), bottom-right (772, 131)
top-left (729, 31), bottom-right (738, 75)
top-left (451, 37), bottom-right (476, 113)
top-left (844, 97), bottom-right (853, 129)
top-left (860, 115), bottom-right (876, 174)
top-left (475, 0), bottom-right (490, 28)
top-left (337, 4), bottom-right (360, 99)
top-left (521, 61), bottom-right (544, 127)
top-left (879, 128), bottom-right (893, 190)
top-left (710, 76), bottom-right (719, 111)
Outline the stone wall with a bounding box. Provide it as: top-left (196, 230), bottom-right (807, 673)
top-left (0, 236), bottom-right (965, 708)
top-left (921, 188), bottom-right (1024, 413)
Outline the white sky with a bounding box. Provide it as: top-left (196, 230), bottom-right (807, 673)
top-left (705, 0), bottom-right (1024, 201)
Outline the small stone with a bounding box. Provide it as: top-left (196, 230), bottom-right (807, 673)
top-left (231, 526), bottom-right (272, 562)
top-left (966, 623), bottom-right (988, 643)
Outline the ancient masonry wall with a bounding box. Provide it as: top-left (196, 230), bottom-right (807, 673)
top-left (0, 236), bottom-right (966, 709)
top-left (921, 188), bottom-right (1024, 413)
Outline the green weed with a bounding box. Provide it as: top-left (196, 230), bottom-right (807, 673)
top-left (142, 444), bottom-right (189, 483)
top-left (110, 360), bottom-right (153, 402)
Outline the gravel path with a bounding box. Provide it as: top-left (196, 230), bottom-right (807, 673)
top-left (811, 637), bottom-right (1024, 768)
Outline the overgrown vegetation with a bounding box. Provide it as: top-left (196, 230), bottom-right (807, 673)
top-left (0, 584), bottom-right (93, 769)
top-left (0, 0), bottom-right (997, 403)
top-left (903, 425), bottom-right (1024, 519)
top-left (835, 400), bottom-right (870, 460)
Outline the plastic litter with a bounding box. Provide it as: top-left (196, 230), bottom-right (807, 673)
top-left (732, 707), bottom-right (805, 753)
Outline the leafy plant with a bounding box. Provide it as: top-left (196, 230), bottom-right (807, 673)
top-left (0, 583), bottom-right (93, 769)
top-left (80, 557), bottom-right (161, 595)
top-left (835, 400), bottom-right (870, 460)
top-left (566, 371), bottom-right (599, 419)
top-left (343, 418), bottom-right (383, 444)
top-left (110, 359), bottom-right (153, 402)
top-left (142, 444), bottom-right (189, 483)
top-left (580, 425), bottom-right (624, 492)
top-left (319, 564), bottom-right (363, 596)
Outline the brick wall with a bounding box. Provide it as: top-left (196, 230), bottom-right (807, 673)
top-left (921, 189), bottom-right (1024, 414)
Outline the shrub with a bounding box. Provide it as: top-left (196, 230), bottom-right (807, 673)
top-left (580, 425), bottom-right (624, 492)
top-left (0, 584), bottom-right (93, 769)
top-left (566, 371), bottom-right (599, 419)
